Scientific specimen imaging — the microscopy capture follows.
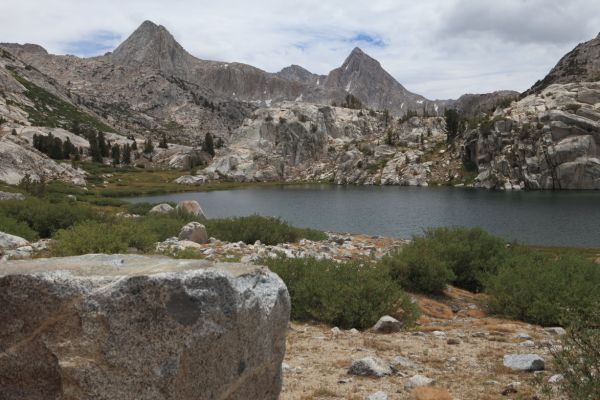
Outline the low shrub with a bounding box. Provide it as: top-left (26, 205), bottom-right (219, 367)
top-left (554, 310), bottom-right (600, 400)
top-left (203, 215), bottom-right (327, 245)
top-left (0, 214), bottom-right (38, 241)
top-left (261, 256), bottom-right (418, 329)
top-left (0, 198), bottom-right (100, 238)
top-left (51, 220), bottom-right (159, 256)
top-left (383, 227), bottom-right (507, 294)
top-left (486, 250), bottom-right (600, 326)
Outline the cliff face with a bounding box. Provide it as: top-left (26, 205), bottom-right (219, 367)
top-left (463, 82), bottom-right (600, 190)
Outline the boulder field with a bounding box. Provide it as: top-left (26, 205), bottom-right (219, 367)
top-left (0, 254), bottom-right (290, 400)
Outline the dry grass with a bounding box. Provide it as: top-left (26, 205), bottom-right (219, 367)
top-left (416, 298), bottom-right (455, 320)
top-left (412, 387), bottom-right (453, 400)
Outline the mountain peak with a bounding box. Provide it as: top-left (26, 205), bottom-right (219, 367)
top-left (110, 20), bottom-right (192, 75)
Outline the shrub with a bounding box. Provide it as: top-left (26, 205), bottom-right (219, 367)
top-left (554, 310), bottom-right (600, 400)
top-left (0, 198), bottom-right (100, 238)
top-left (262, 256), bottom-right (418, 329)
top-left (384, 227), bottom-right (507, 294)
top-left (0, 214), bottom-right (38, 241)
top-left (203, 215), bottom-right (327, 245)
top-left (51, 220), bottom-right (158, 256)
top-left (486, 251), bottom-right (600, 326)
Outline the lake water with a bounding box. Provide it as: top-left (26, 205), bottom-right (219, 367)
top-left (125, 185), bottom-right (600, 248)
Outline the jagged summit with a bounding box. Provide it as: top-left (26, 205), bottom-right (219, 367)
top-left (526, 32), bottom-right (600, 94)
top-left (110, 20), bottom-right (193, 75)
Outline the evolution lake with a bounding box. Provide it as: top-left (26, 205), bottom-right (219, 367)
top-left (126, 185), bottom-right (600, 248)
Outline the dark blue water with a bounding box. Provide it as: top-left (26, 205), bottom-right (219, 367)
top-left (125, 185), bottom-right (600, 248)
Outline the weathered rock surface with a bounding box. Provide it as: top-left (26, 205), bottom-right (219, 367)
top-left (178, 222), bottom-right (208, 244)
top-left (0, 231), bottom-right (28, 250)
top-left (503, 354), bottom-right (545, 372)
top-left (404, 374), bottom-right (435, 389)
top-left (0, 254), bottom-right (290, 400)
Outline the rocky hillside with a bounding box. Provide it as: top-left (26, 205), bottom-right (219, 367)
top-left (176, 102), bottom-right (470, 187)
top-left (463, 82), bottom-right (600, 189)
top-left (526, 32), bottom-right (600, 95)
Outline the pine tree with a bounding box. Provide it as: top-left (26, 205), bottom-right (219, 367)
top-left (203, 132), bottom-right (215, 157)
top-left (158, 133), bottom-right (168, 149)
top-left (63, 137), bottom-right (75, 159)
top-left (131, 140), bottom-right (138, 150)
top-left (121, 144), bottom-right (132, 165)
top-left (88, 133), bottom-right (102, 163)
top-left (111, 144), bottom-right (121, 165)
top-left (144, 138), bottom-right (154, 154)
top-left (98, 132), bottom-right (109, 157)
top-left (445, 109), bottom-right (461, 142)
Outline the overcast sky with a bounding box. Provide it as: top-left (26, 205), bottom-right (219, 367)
top-left (1, 0), bottom-right (599, 99)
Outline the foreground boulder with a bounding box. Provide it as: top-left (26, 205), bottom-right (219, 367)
top-left (0, 254), bottom-right (290, 400)
top-left (348, 356), bottom-right (392, 377)
top-left (372, 315), bottom-right (402, 333)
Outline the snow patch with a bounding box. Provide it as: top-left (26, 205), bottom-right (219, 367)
top-left (345, 81), bottom-right (352, 92)
top-left (434, 104), bottom-right (439, 114)
top-left (265, 99), bottom-right (272, 107)
top-left (316, 78), bottom-right (320, 85)
top-left (417, 100), bottom-right (424, 104)
top-left (295, 94), bottom-right (304, 102)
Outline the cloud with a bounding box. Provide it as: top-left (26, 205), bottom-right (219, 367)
top-left (0, 0), bottom-right (599, 99)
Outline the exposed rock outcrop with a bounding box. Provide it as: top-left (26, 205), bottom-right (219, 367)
top-left (463, 82), bottom-right (600, 189)
top-left (0, 254), bottom-right (290, 400)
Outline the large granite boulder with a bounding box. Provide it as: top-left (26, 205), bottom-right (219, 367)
top-left (178, 222), bottom-right (209, 244)
top-left (176, 200), bottom-right (205, 217)
top-left (0, 231), bottom-right (29, 250)
top-left (0, 254), bottom-right (290, 400)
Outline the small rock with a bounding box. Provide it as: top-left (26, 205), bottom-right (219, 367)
top-left (519, 340), bottom-right (535, 348)
top-left (472, 331), bottom-right (487, 338)
top-left (390, 356), bottom-right (416, 370)
top-left (0, 191), bottom-right (25, 201)
top-left (373, 315), bottom-right (402, 333)
top-left (432, 330), bottom-right (446, 337)
top-left (404, 374), bottom-right (434, 390)
top-left (447, 338), bottom-right (460, 345)
top-left (366, 391), bottom-right (387, 400)
top-left (349, 328), bottom-right (360, 335)
top-left (178, 222), bottom-right (209, 244)
top-left (331, 327), bottom-right (341, 335)
top-left (484, 380), bottom-right (500, 386)
top-left (545, 327), bottom-right (567, 336)
top-left (348, 357), bottom-right (392, 377)
top-left (548, 374), bottom-right (564, 384)
top-left (503, 354), bottom-right (545, 372)
top-left (338, 377), bottom-right (353, 384)
top-left (514, 332), bottom-right (533, 340)
top-left (66, 194), bottom-right (77, 201)
top-left (149, 203), bottom-right (174, 214)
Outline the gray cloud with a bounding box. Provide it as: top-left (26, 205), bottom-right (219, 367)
top-left (0, 0), bottom-right (598, 99)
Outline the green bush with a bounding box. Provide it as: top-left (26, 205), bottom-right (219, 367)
top-left (384, 227), bottom-right (507, 294)
top-left (486, 250), bottom-right (600, 326)
top-left (261, 256), bottom-right (418, 329)
top-left (0, 214), bottom-right (38, 241)
top-left (203, 215), bottom-right (327, 245)
top-left (51, 220), bottom-right (159, 256)
top-left (554, 310), bottom-right (600, 400)
top-left (0, 198), bottom-right (100, 238)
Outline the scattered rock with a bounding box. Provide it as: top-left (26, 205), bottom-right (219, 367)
top-left (404, 374), bottom-right (435, 390)
top-left (149, 203), bottom-right (174, 214)
top-left (503, 354), bottom-right (545, 372)
top-left (348, 357), bottom-right (392, 377)
top-left (519, 340), bottom-right (535, 348)
top-left (391, 356), bottom-right (417, 370)
top-left (548, 374), bottom-right (564, 384)
top-left (373, 315), bottom-right (402, 333)
top-left (176, 200), bottom-right (205, 217)
top-left (178, 222), bottom-right (209, 244)
top-left (447, 338), bottom-right (460, 345)
top-left (0, 254), bottom-right (290, 399)
top-left (514, 332), bottom-right (533, 340)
